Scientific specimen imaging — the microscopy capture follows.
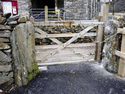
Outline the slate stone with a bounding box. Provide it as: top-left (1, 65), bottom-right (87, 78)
top-left (0, 25), bottom-right (11, 30)
top-left (0, 72), bottom-right (13, 85)
top-left (0, 65), bottom-right (12, 72)
top-left (18, 16), bottom-right (27, 23)
top-left (0, 38), bottom-right (10, 42)
top-left (0, 17), bottom-right (6, 24)
top-left (0, 51), bottom-right (12, 62)
top-left (0, 43), bottom-right (10, 50)
top-left (8, 21), bottom-right (18, 25)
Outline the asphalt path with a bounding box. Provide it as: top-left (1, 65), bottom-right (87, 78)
top-left (8, 62), bottom-right (125, 94)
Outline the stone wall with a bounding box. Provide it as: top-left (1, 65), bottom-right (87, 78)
top-left (64, 0), bottom-right (89, 20)
top-left (16, 0), bottom-right (100, 20)
top-left (0, 14), bottom-right (13, 93)
top-left (64, 0), bottom-right (99, 20)
top-left (0, 14), bottom-right (39, 93)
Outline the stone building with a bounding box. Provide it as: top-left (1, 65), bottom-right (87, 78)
top-left (0, 0), bottom-right (99, 20)
top-left (31, 0), bottom-right (100, 20)
top-left (64, 0), bottom-right (99, 20)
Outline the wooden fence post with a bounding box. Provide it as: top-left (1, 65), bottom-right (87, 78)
top-left (95, 2), bottom-right (109, 61)
top-left (100, 2), bottom-right (109, 22)
top-left (118, 28), bottom-right (125, 77)
top-left (55, 0), bottom-right (57, 11)
top-left (45, 6), bottom-right (48, 21)
top-left (95, 16), bottom-right (103, 61)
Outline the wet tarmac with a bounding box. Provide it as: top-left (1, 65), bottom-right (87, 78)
top-left (8, 62), bottom-right (125, 94)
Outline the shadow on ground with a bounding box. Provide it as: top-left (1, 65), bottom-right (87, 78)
top-left (8, 62), bottom-right (125, 94)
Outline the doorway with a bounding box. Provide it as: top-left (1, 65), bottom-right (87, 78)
top-left (31, 0), bottom-right (55, 8)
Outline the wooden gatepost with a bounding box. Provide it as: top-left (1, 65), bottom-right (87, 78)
top-left (95, 0), bottom-right (109, 61)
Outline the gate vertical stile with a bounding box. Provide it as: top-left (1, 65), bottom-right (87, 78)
top-left (95, 1), bottom-right (109, 61)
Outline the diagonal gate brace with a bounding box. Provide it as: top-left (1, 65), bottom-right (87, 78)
top-left (39, 25), bottom-right (96, 63)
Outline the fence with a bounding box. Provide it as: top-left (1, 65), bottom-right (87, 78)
top-left (30, 6), bottom-right (65, 21)
top-left (116, 28), bottom-right (125, 77)
top-left (30, 8), bottom-right (45, 21)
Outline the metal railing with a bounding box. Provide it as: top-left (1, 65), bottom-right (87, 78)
top-left (30, 8), bottom-right (45, 21)
top-left (30, 7), bottom-right (65, 21)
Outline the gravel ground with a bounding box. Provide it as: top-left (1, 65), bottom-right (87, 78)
top-left (8, 62), bottom-right (125, 94)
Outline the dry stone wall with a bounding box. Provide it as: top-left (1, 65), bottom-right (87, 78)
top-left (0, 14), bottom-right (14, 93)
top-left (0, 13), bottom-right (39, 93)
top-left (16, 0), bottom-right (99, 20)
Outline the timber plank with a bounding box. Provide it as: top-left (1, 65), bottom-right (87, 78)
top-left (37, 56), bottom-right (83, 62)
top-left (115, 50), bottom-right (125, 59)
top-left (35, 43), bottom-right (95, 50)
top-left (36, 52), bottom-right (94, 60)
top-left (35, 33), bottom-right (96, 39)
top-left (36, 48), bottom-right (94, 54)
top-left (117, 28), bottom-right (124, 34)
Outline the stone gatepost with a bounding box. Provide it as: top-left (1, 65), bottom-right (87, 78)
top-left (101, 20), bottom-right (119, 72)
top-left (11, 21), bottom-right (39, 86)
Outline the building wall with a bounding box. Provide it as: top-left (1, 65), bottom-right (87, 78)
top-left (64, 0), bottom-right (89, 20)
top-left (16, 0), bottom-right (99, 20)
top-left (17, 0), bottom-right (31, 17)
top-left (64, 0), bottom-right (99, 20)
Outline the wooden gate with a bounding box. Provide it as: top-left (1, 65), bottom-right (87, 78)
top-left (34, 21), bottom-right (104, 66)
